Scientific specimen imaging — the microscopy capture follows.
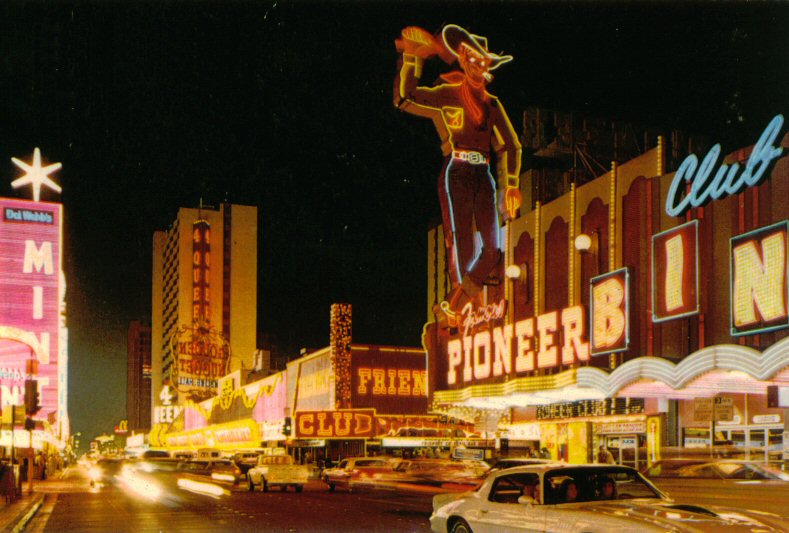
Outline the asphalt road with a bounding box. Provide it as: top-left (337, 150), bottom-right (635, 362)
top-left (25, 464), bottom-right (434, 533)
top-left (23, 464), bottom-right (789, 532)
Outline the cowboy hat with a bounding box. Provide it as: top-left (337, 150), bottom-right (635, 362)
top-left (442, 24), bottom-right (513, 70)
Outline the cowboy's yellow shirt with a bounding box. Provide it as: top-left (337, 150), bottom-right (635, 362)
top-left (394, 53), bottom-right (521, 185)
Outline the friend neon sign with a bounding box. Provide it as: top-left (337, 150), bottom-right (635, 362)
top-left (666, 114), bottom-right (784, 217)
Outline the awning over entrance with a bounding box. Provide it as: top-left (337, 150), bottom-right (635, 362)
top-left (577, 337), bottom-right (789, 399)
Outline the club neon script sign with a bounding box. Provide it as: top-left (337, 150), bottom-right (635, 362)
top-left (666, 114), bottom-right (784, 217)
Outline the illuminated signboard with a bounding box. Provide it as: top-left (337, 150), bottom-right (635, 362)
top-left (537, 398), bottom-right (645, 420)
top-left (351, 346), bottom-right (427, 414)
top-left (170, 326), bottom-right (230, 393)
top-left (295, 409), bottom-right (476, 439)
top-left (652, 220), bottom-right (699, 322)
top-left (441, 303), bottom-right (590, 389)
top-left (590, 268), bottom-right (630, 356)
top-left (730, 221), bottom-right (789, 336)
top-left (192, 220), bottom-right (211, 323)
top-left (292, 351), bottom-right (333, 411)
top-left (250, 372), bottom-right (286, 424)
top-left (665, 114), bottom-right (784, 217)
top-left (296, 409), bottom-right (376, 439)
top-left (0, 198), bottom-right (62, 420)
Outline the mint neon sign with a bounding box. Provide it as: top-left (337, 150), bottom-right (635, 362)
top-left (666, 114), bottom-right (784, 217)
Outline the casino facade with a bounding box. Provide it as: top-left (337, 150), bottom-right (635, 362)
top-left (424, 114), bottom-right (789, 468)
top-left (0, 148), bottom-right (70, 457)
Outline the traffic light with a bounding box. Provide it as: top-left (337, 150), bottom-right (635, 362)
top-left (24, 417), bottom-right (35, 431)
top-left (282, 416), bottom-right (292, 436)
top-left (24, 379), bottom-right (40, 416)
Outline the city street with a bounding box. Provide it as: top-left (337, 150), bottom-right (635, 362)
top-left (648, 478), bottom-right (789, 518)
top-left (24, 464), bottom-right (433, 533)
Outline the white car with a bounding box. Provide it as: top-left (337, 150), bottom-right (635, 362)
top-left (429, 463), bottom-right (788, 533)
top-left (247, 454), bottom-right (309, 493)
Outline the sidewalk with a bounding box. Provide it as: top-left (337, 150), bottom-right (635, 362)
top-left (0, 468), bottom-right (68, 533)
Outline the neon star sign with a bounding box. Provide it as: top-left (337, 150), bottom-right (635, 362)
top-left (10, 148), bottom-right (62, 202)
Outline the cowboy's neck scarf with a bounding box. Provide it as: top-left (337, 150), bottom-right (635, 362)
top-left (441, 71), bottom-right (489, 127)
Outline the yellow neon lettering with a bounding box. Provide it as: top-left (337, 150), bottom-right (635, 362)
top-left (354, 413), bottom-right (373, 435)
top-left (357, 368), bottom-right (371, 394)
top-left (733, 233), bottom-right (787, 326)
top-left (298, 414), bottom-right (314, 436)
top-left (492, 324), bottom-right (513, 376)
top-left (665, 234), bottom-right (685, 311)
top-left (333, 412), bottom-right (352, 436)
top-left (537, 311), bottom-right (558, 368)
top-left (593, 278), bottom-right (626, 348)
top-left (316, 413), bottom-right (332, 437)
top-left (372, 369), bottom-right (386, 395)
top-left (447, 339), bottom-right (462, 385)
top-left (397, 370), bottom-right (412, 395)
top-left (561, 305), bottom-right (589, 363)
top-left (387, 369), bottom-right (397, 395)
top-left (473, 331), bottom-right (491, 379)
top-left (514, 318), bottom-right (535, 372)
top-left (412, 370), bottom-right (427, 396)
top-left (462, 336), bottom-right (474, 382)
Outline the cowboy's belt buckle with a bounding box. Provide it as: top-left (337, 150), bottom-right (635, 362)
top-left (467, 151), bottom-right (484, 164)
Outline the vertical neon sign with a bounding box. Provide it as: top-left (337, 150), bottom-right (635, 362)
top-left (0, 199), bottom-right (61, 418)
top-left (192, 221), bottom-right (210, 325)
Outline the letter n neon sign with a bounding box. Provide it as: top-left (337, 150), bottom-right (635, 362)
top-left (730, 221), bottom-right (789, 336)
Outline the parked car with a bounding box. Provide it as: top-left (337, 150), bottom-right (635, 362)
top-left (322, 457), bottom-right (397, 492)
top-left (232, 451), bottom-right (262, 474)
top-left (429, 463), bottom-right (788, 532)
top-left (247, 454), bottom-right (309, 493)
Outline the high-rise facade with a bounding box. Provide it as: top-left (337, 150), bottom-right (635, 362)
top-left (126, 320), bottom-right (151, 432)
top-left (151, 203), bottom-right (257, 424)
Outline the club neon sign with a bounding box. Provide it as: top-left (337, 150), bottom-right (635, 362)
top-left (666, 114), bottom-right (784, 217)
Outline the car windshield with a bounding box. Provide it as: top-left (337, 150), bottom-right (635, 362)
top-left (355, 460), bottom-right (388, 467)
top-left (542, 467), bottom-right (662, 504)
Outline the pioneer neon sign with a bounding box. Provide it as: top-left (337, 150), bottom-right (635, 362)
top-left (446, 305), bottom-right (590, 385)
top-left (666, 114), bottom-right (784, 217)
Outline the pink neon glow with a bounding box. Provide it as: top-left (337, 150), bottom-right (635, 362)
top-left (616, 368), bottom-right (789, 399)
top-left (0, 198), bottom-right (61, 419)
top-left (252, 377), bottom-right (286, 423)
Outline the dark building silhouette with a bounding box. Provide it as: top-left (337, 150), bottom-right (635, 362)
top-left (127, 320), bottom-right (152, 431)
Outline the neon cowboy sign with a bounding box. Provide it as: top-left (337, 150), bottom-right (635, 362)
top-left (666, 114), bottom-right (784, 217)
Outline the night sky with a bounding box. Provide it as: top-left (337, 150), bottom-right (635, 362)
top-left (1, 2), bottom-right (788, 445)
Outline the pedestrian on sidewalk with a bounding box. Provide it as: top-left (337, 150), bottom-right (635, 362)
top-left (0, 462), bottom-right (15, 503)
top-left (597, 445), bottom-right (615, 464)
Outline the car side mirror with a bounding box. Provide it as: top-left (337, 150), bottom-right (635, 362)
top-left (518, 495), bottom-right (536, 506)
